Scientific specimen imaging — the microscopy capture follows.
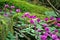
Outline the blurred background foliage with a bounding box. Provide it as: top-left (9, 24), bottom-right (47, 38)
top-left (22, 0), bottom-right (60, 10)
top-left (0, 0), bottom-right (55, 19)
top-left (0, 0), bottom-right (59, 18)
top-left (0, 0), bottom-right (60, 10)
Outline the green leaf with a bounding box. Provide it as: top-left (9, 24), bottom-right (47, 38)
top-left (45, 11), bottom-right (57, 17)
top-left (31, 29), bottom-right (35, 33)
top-left (36, 24), bottom-right (43, 30)
top-left (49, 27), bottom-right (56, 32)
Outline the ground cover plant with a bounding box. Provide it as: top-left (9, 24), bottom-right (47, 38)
top-left (0, 4), bottom-right (60, 40)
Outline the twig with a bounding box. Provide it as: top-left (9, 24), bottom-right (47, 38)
top-left (47, 0), bottom-right (60, 16)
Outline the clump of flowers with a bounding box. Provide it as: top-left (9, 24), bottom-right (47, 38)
top-left (21, 12), bottom-right (60, 40)
top-left (22, 12), bottom-right (40, 24)
top-left (16, 9), bottom-right (21, 13)
top-left (5, 4), bottom-right (9, 8)
top-left (2, 4), bottom-right (21, 17)
top-left (10, 5), bottom-right (15, 9)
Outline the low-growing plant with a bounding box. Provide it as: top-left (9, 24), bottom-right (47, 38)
top-left (0, 4), bottom-right (60, 40)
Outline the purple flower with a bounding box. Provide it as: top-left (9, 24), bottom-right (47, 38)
top-left (54, 22), bottom-right (57, 25)
top-left (28, 15), bottom-right (36, 19)
top-left (11, 5), bottom-right (15, 9)
top-left (24, 12), bottom-right (30, 17)
top-left (32, 15), bottom-right (36, 19)
top-left (37, 18), bottom-right (40, 23)
top-left (36, 28), bottom-right (41, 32)
top-left (42, 24), bottom-right (48, 28)
top-left (45, 27), bottom-right (50, 32)
top-left (9, 10), bottom-right (12, 13)
top-left (43, 32), bottom-right (49, 36)
top-left (44, 17), bottom-right (49, 21)
top-left (16, 9), bottom-right (20, 13)
top-left (29, 16), bottom-right (32, 18)
top-left (21, 16), bottom-right (25, 18)
top-left (50, 16), bottom-right (55, 20)
top-left (4, 13), bottom-right (8, 16)
top-left (5, 4), bottom-right (9, 8)
top-left (30, 19), bottom-right (34, 24)
top-left (57, 23), bottom-right (60, 27)
top-left (55, 38), bottom-right (60, 40)
top-left (54, 29), bottom-right (58, 32)
top-left (51, 34), bottom-right (58, 39)
top-left (56, 17), bottom-right (60, 22)
top-left (41, 35), bottom-right (47, 40)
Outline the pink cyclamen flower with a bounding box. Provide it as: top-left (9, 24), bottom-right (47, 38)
top-left (29, 15), bottom-right (36, 19)
top-left (57, 23), bottom-right (60, 27)
top-left (9, 10), bottom-right (12, 13)
top-left (45, 27), bottom-right (50, 32)
top-left (41, 35), bottom-right (47, 40)
top-left (54, 29), bottom-right (58, 32)
top-left (4, 13), bottom-right (8, 16)
top-left (37, 18), bottom-right (40, 23)
top-left (55, 38), bottom-right (60, 40)
top-left (42, 24), bottom-right (48, 28)
top-left (56, 17), bottom-right (60, 22)
top-left (30, 19), bottom-right (34, 24)
top-left (16, 9), bottom-right (20, 13)
top-left (32, 15), bottom-right (36, 19)
top-left (28, 16), bottom-right (32, 18)
top-left (11, 5), bottom-right (15, 9)
top-left (43, 32), bottom-right (49, 36)
top-left (50, 16), bottom-right (55, 20)
top-left (51, 34), bottom-right (58, 39)
top-left (24, 12), bottom-right (30, 17)
top-left (54, 22), bottom-right (57, 25)
top-left (36, 28), bottom-right (41, 32)
top-left (44, 17), bottom-right (49, 21)
top-left (21, 16), bottom-right (25, 18)
top-left (5, 4), bottom-right (9, 8)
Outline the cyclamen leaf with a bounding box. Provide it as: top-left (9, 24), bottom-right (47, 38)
top-left (31, 29), bottom-right (35, 33)
top-left (49, 27), bottom-right (56, 32)
top-left (19, 34), bottom-right (24, 38)
top-left (36, 24), bottom-right (43, 30)
top-left (45, 11), bottom-right (57, 17)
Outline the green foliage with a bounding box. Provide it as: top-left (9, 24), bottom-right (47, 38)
top-left (45, 11), bottom-right (57, 17)
top-left (0, 0), bottom-right (53, 19)
top-left (0, 0), bottom-right (51, 14)
top-left (0, 10), bottom-right (60, 40)
top-left (6, 31), bottom-right (16, 40)
top-left (0, 15), bottom-right (8, 40)
top-left (0, 0), bottom-right (60, 40)
top-left (0, 15), bottom-right (15, 40)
